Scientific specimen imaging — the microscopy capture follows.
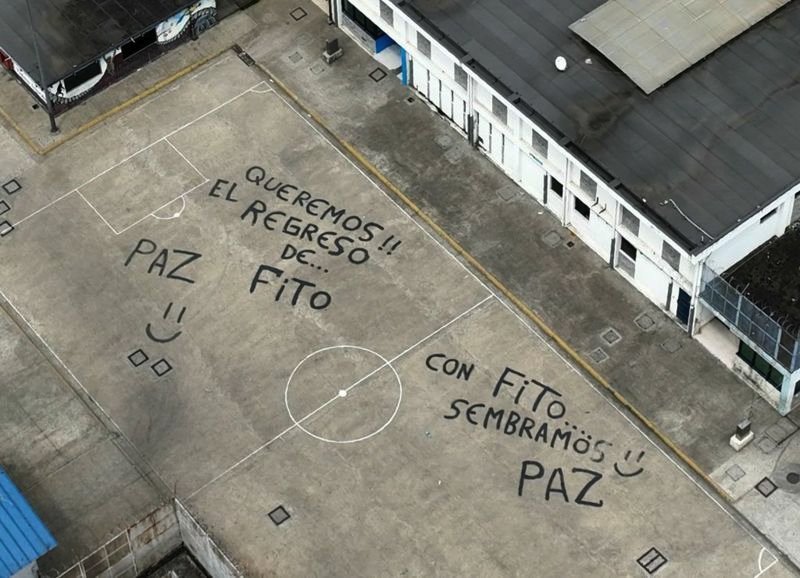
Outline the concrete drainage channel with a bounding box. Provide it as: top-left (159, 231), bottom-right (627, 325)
top-left (55, 500), bottom-right (241, 578)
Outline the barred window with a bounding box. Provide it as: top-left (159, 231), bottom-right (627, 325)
top-left (454, 64), bottom-right (468, 89)
top-left (492, 96), bottom-right (507, 124)
top-left (380, 1), bottom-right (393, 26)
top-left (417, 33), bottom-right (431, 58)
top-left (662, 241), bottom-right (681, 271)
top-left (621, 207), bottom-right (640, 236)
top-left (531, 130), bottom-right (548, 159)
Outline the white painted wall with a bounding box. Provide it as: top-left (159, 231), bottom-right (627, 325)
top-left (339, 0), bottom-right (792, 329)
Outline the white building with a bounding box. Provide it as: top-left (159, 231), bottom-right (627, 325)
top-left (331, 0), bottom-right (800, 414)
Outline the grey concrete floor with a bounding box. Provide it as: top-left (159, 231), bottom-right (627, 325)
top-left (0, 50), bottom-right (793, 577)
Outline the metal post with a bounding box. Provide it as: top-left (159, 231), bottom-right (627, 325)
top-left (26, 0), bottom-right (58, 133)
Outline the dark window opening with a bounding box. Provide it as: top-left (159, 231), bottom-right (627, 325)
top-left (121, 29), bottom-right (158, 60)
top-left (760, 208), bottom-right (777, 223)
top-left (342, 0), bottom-right (383, 39)
top-left (738, 342), bottom-right (783, 390)
top-left (620, 236), bottom-right (637, 261)
top-left (550, 177), bottom-right (563, 197)
top-left (62, 60), bottom-right (103, 92)
top-left (574, 197), bottom-right (590, 220)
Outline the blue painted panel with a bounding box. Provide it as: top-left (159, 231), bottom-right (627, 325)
top-left (401, 47), bottom-right (408, 85)
top-left (0, 467), bottom-right (56, 578)
top-left (375, 33), bottom-right (395, 54)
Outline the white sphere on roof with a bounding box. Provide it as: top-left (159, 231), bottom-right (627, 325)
top-left (555, 56), bottom-right (568, 71)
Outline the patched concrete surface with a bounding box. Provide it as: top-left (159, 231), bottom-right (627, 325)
top-left (0, 52), bottom-right (792, 576)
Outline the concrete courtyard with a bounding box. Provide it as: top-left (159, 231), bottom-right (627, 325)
top-left (0, 52), bottom-right (792, 577)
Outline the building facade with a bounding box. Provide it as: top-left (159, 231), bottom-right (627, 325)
top-left (334, 0), bottom-right (800, 414)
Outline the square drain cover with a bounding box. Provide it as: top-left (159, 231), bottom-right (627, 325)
top-left (756, 477), bottom-right (777, 497)
top-left (542, 230), bottom-right (562, 248)
top-left (128, 349), bottom-right (149, 367)
top-left (726, 464), bottom-right (745, 482)
top-left (151, 358), bottom-right (173, 377)
top-left (290, 7), bottom-right (307, 21)
top-left (0, 221), bottom-right (14, 237)
top-left (0, 200), bottom-right (8, 215)
top-left (634, 312), bottom-right (656, 331)
top-left (269, 505), bottom-right (291, 526)
top-left (369, 67), bottom-right (387, 82)
top-left (637, 547), bottom-right (667, 574)
top-left (601, 327), bottom-right (621, 346)
top-left (589, 347), bottom-right (608, 364)
top-left (660, 338), bottom-right (682, 353)
top-left (288, 51), bottom-right (303, 64)
top-left (2, 179), bottom-right (21, 195)
top-left (496, 185), bottom-right (518, 202)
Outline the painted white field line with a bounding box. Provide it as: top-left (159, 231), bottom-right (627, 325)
top-left (12, 81), bottom-right (265, 229)
top-left (115, 179), bottom-right (210, 235)
top-left (187, 295), bottom-right (492, 500)
top-left (265, 84), bottom-right (783, 562)
top-left (165, 137), bottom-right (206, 181)
top-left (0, 288), bottom-right (170, 492)
top-left (755, 547), bottom-right (779, 577)
top-left (76, 190), bottom-right (117, 234)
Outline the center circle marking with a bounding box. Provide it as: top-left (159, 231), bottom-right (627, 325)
top-left (284, 345), bottom-right (403, 444)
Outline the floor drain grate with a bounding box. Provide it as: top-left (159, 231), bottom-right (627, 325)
top-left (288, 51), bottom-right (303, 64)
top-left (637, 547), bottom-right (667, 574)
top-left (3, 179), bottom-right (21, 195)
top-left (634, 312), bottom-right (656, 332)
top-left (601, 327), bottom-right (621, 346)
top-left (290, 7), bottom-right (307, 21)
top-left (0, 201), bottom-right (8, 215)
top-left (564, 240), bottom-right (575, 248)
top-left (496, 185), bottom-right (518, 202)
top-left (756, 477), bottom-right (777, 497)
top-left (406, 96), bottom-right (415, 104)
top-left (268, 505), bottom-right (291, 526)
top-left (369, 67), bottom-right (387, 82)
top-left (589, 347), bottom-right (608, 364)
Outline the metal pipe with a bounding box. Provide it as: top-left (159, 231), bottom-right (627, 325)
top-left (25, 0), bottom-right (58, 133)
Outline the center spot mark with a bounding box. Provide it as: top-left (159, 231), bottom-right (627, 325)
top-left (284, 345), bottom-right (403, 444)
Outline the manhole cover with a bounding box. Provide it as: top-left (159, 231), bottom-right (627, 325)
top-left (637, 547), bottom-right (667, 575)
top-left (435, 134), bottom-right (453, 149)
top-left (288, 51), bottom-right (303, 63)
top-left (290, 7), bottom-right (307, 21)
top-left (2, 179), bottom-right (21, 195)
top-left (756, 477), bottom-right (777, 497)
top-left (634, 312), bottom-right (656, 331)
top-left (787, 472), bottom-right (800, 484)
top-left (589, 347), bottom-right (608, 364)
top-left (496, 185), bottom-right (518, 202)
top-left (601, 327), bottom-right (621, 346)
top-left (542, 230), bottom-right (562, 248)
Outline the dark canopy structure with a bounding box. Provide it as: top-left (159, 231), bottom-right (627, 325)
top-left (0, 0), bottom-right (195, 86)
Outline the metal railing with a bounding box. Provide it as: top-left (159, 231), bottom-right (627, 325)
top-left (700, 265), bottom-right (798, 371)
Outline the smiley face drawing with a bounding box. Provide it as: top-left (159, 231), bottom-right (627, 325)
top-left (145, 302), bottom-right (186, 343)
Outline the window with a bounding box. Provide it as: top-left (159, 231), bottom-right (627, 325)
top-left (550, 177), bottom-right (563, 197)
top-left (342, 0), bottom-right (383, 39)
top-left (738, 342), bottom-right (783, 390)
top-left (760, 207), bottom-right (777, 223)
top-left (574, 197), bottom-right (590, 220)
top-left (661, 241), bottom-right (681, 271)
top-left (531, 130), bottom-right (548, 159)
top-left (454, 64), bottom-right (468, 89)
top-left (619, 236), bottom-right (637, 261)
top-left (492, 96), bottom-right (507, 124)
top-left (379, 1), bottom-right (393, 26)
top-left (417, 32), bottom-right (431, 58)
top-left (620, 207), bottom-right (640, 236)
top-left (579, 171), bottom-right (597, 200)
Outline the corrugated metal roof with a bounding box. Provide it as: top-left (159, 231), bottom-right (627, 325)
top-left (0, 467), bottom-right (56, 578)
